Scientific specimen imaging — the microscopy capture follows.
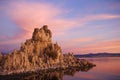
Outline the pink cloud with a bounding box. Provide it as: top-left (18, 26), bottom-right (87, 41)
top-left (77, 14), bottom-right (120, 24)
top-left (64, 39), bottom-right (120, 54)
top-left (5, 1), bottom-right (120, 38)
top-left (1, 1), bottom-right (120, 52)
top-left (72, 37), bottom-right (96, 43)
top-left (0, 34), bottom-right (26, 45)
top-left (60, 36), bottom-right (104, 49)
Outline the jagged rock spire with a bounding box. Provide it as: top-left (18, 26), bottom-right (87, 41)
top-left (32, 25), bottom-right (52, 42)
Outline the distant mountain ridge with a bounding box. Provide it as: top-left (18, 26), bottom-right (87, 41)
top-left (74, 53), bottom-right (120, 58)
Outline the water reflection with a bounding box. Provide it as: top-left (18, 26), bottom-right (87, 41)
top-left (0, 66), bottom-right (94, 80)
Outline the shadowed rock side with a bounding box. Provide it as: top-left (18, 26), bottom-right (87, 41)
top-left (0, 25), bottom-right (95, 75)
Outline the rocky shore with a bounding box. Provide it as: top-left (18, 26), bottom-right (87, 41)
top-left (0, 25), bottom-right (95, 75)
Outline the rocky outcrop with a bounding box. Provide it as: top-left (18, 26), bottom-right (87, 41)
top-left (0, 25), bottom-right (95, 75)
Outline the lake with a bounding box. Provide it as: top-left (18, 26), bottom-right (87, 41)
top-left (63, 57), bottom-right (120, 80)
top-left (0, 57), bottom-right (120, 80)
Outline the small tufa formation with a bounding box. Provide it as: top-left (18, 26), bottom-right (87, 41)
top-left (0, 25), bottom-right (95, 75)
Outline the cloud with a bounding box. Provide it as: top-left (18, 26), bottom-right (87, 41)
top-left (5, 1), bottom-right (120, 37)
top-left (0, 1), bottom-right (120, 52)
top-left (76, 14), bottom-right (120, 25)
top-left (60, 35), bottom-right (106, 49)
top-left (64, 39), bottom-right (120, 54)
top-left (72, 37), bottom-right (96, 43)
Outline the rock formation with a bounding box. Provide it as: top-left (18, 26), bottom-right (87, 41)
top-left (0, 25), bottom-right (95, 75)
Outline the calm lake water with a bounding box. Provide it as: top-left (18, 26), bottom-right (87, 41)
top-left (63, 57), bottom-right (120, 80)
top-left (0, 57), bottom-right (120, 80)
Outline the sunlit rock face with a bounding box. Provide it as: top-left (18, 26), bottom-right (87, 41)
top-left (32, 25), bottom-right (52, 42)
top-left (0, 25), bottom-right (95, 75)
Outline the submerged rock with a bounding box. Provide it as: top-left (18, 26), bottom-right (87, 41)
top-left (0, 25), bottom-right (95, 75)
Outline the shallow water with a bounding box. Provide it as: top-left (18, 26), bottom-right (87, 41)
top-left (63, 57), bottom-right (120, 80)
top-left (0, 57), bottom-right (120, 80)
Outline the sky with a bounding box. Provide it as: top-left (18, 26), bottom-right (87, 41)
top-left (0, 0), bottom-right (120, 54)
